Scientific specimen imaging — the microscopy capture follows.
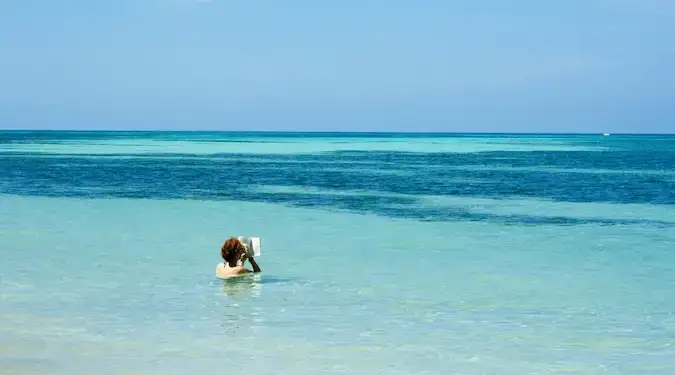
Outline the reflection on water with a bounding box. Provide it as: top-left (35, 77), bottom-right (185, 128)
top-left (218, 274), bottom-right (263, 337)
top-left (220, 274), bottom-right (263, 298)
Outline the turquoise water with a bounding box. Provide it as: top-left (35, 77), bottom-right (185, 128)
top-left (1, 132), bottom-right (674, 374)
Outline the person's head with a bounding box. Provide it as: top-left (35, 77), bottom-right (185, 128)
top-left (221, 237), bottom-right (247, 267)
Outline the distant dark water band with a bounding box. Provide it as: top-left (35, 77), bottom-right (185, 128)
top-left (2, 190), bottom-right (674, 227)
top-left (1, 150), bottom-right (674, 226)
top-left (4, 148), bottom-right (675, 171)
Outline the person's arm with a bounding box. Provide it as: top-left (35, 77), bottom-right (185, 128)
top-left (247, 257), bottom-right (261, 273)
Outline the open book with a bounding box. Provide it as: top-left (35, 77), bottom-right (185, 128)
top-left (237, 236), bottom-right (261, 257)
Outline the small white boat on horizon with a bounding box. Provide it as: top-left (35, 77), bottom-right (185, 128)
top-left (603, 133), bottom-right (610, 136)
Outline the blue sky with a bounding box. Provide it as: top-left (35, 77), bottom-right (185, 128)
top-left (1, 0), bottom-right (673, 132)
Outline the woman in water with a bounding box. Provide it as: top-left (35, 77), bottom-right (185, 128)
top-left (216, 237), bottom-right (261, 278)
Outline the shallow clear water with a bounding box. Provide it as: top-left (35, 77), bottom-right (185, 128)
top-left (1, 132), bottom-right (674, 374)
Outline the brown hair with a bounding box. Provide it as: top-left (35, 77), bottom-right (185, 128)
top-left (221, 237), bottom-right (246, 267)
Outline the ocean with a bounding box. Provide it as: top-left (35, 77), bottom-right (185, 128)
top-left (1, 131), bottom-right (674, 374)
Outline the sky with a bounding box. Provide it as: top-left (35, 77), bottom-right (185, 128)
top-left (0, 0), bottom-right (673, 132)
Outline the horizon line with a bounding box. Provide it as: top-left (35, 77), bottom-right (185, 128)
top-left (0, 129), bottom-right (673, 136)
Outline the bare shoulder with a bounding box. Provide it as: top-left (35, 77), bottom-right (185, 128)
top-left (216, 263), bottom-right (228, 278)
top-left (234, 266), bottom-right (251, 274)
top-left (216, 263), bottom-right (250, 278)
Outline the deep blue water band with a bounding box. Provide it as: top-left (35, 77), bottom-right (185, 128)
top-left (2, 132), bottom-right (674, 226)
